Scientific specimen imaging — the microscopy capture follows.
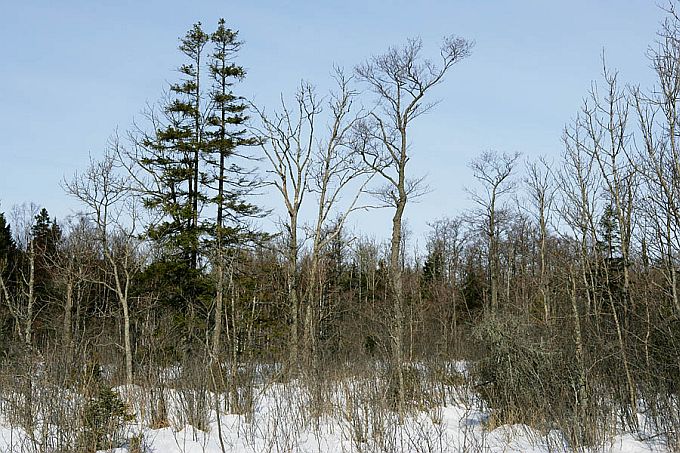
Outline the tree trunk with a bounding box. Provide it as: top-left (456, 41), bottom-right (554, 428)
top-left (122, 296), bottom-right (133, 387)
top-left (25, 241), bottom-right (35, 347)
top-left (390, 193), bottom-right (406, 421)
top-left (63, 280), bottom-right (73, 350)
top-left (569, 270), bottom-right (589, 445)
top-left (212, 260), bottom-right (225, 359)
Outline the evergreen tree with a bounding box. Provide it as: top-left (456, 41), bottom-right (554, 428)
top-left (133, 20), bottom-right (264, 358)
top-left (0, 212), bottom-right (17, 309)
top-left (140, 20), bottom-right (261, 269)
top-left (422, 242), bottom-right (445, 284)
top-left (141, 23), bottom-right (209, 269)
top-left (30, 208), bottom-right (61, 302)
top-left (597, 204), bottom-right (622, 260)
top-left (0, 212), bottom-right (14, 348)
top-left (31, 208), bottom-right (61, 259)
top-left (205, 18), bottom-right (260, 249)
top-left (0, 212), bottom-right (15, 264)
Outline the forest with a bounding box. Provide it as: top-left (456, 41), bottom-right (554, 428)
top-left (2, 5), bottom-right (680, 453)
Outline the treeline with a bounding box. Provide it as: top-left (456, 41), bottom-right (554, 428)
top-left (3, 7), bottom-right (680, 451)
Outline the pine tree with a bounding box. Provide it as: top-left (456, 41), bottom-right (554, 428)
top-left (597, 204), bottom-right (622, 261)
top-left (139, 20), bottom-right (262, 268)
top-left (0, 212), bottom-right (14, 348)
top-left (204, 18), bottom-right (263, 359)
top-left (31, 208), bottom-right (61, 259)
top-left (0, 212), bottom-right (17, 309)
top-left (134, 20), bottom-right (264, 358)
top-left (423, 243), bottom-right (445, 284)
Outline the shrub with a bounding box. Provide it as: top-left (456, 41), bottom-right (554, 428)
top-left (471, 313), bottom-right (577, 432)
top-left (80, 364), bottom-right (133, 451)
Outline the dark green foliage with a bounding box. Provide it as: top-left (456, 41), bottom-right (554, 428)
top-left (31, 208), bottom-right (62, 304)
top-left (136, 259), bottom-right (211, 311)
top-left (140, 23), bottom-right (210, 270)
top-left (0, 212), bottom-right (17, 346)
top-left (140, 19), bottom-right (262, 270)
top-left (204, 18), bottom-right (262, 250)
top-left (31, 208), bottom-right (61, 258)
top-left (597, 204), bottom-right (622, 260)
top-left (422, 245), bottom-right (445, 285)
top-left (461, 262), bottom-right (484, 314)
top-left (134, 259), bottom-right (213, 360)
top-left (421, 244), bottom-right (445, 304)
top-left (0, 212), bottom-right (16, 262)
top-left (132, 20), bottom-right (265, 367)
top-left (80, 364), bottom-right (133, 451)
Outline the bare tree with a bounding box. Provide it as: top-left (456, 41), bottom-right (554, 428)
top-left (564, 64), bottom-right (639, 427)
top-left (254, 71), bottom-right (373, 374)
top-left (424, 216), bottom-right (466, 356)
top-left (50, 217), bottom-right (98, 351)
top-left (301, 71), bottom-right (374, 370)
top-left (253, 83), bottom-right (316, 374)
top-left (64, 138), bottom-right (144, 387)
top-left (467, 150), bottom-right (520, 311)
top-left (355, 35), bottom-right (472, 418)
top-left (633, 12), bottom-right (680, 313)
top-left (524, 157), bottom-right (556, 323)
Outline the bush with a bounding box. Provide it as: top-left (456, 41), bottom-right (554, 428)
top-left (80, 364), bottom-right (133, 451)
top-left (386, 364), bottom-right (438, 411)
top-left (471, 313), bottom-right (577, 432)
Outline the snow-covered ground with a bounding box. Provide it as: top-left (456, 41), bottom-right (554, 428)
top-left (99, 406), bottom-right (664, 453)
top-left (0, 370), bottom-right (671, 452)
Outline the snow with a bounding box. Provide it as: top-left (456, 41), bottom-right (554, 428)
top-left (0, 374), bottom-right (670, 452)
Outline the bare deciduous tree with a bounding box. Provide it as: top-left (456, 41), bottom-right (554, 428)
top-left (467, 150), bottom-right (520, 311)
top-left (355, 35), bottom-right (472, 418)
top-left (524, 157), bottom-right (556, 322)
top-left (64, 138), bottom-right (144, 387)
top-left (564, 63), bottom-right (639, 427)
top-left (253, 83), bottom-right (316, 374)
top-left (254, 71), bottom-right (373, 374)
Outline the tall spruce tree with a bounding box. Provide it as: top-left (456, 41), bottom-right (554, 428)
top-left (0, 212), bottom-right (15, 346)
top-left (597, 204), bottom-right (622, 261)
top-left (141, 23), bottom-right (209, 270)
top-left (134, 20), bottom-right (262, 355)
top-left (0, 212), bottom-right (17, 309)
top-left (205, 19), bottom-right (260, 247)
top-left (140, 20), bottom-right (259, 270)
top-left (30, 208), bottom-right (61, 305)
top-left (204, 19), bottom-right (262, 358)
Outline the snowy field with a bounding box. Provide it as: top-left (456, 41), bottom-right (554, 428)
top-left (0, 365), bottom-right (671, 453)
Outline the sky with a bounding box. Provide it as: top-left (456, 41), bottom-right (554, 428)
top-left (0, 1), bottom-right (668, 247)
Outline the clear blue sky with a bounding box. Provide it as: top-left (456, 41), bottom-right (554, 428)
top-left (0, 0), bottom-right (666, 244)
